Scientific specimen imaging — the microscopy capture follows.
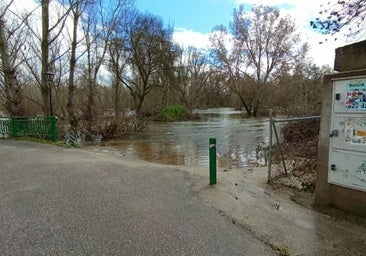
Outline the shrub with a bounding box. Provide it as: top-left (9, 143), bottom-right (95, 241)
top-left (162, 105), bottom-right (186, 121)
top-left (78, 116), bottom-right (145, 141)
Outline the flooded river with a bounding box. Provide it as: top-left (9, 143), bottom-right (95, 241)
top-left (101, 108), bottom-right (269, 168)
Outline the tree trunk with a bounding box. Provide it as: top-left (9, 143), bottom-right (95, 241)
top-left (136, 94), bottom-right (145, 117)
top-left (114, 80), bottom-right (121, 116)
top-left (66, 6), bottom-right (79, 130)
top-left (0, 18), bottom-right (23, 116)
top-left (237, 94), bottom-right (252, 117)
top-left (41, 0), bottom-right (50, 115)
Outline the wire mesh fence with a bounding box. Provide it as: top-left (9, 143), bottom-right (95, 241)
top-left (268, 111), bottom-right (320, 191)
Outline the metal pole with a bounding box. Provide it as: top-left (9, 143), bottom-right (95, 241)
top-left (273, 122), bottom-right (288, 175)
top-left (268, 109), bottom-right (273, 183)
top-left (209, 138), bottom-right (217, 185)
top-left (49, 81), bottom-right (53, 116)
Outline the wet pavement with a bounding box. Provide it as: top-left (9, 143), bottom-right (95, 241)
top-left (0, 140), bottom-right (274, 256)
top-left (1, 140), bottom-right (366, 255)
top-left (186, 166), bottom-right (366, 256)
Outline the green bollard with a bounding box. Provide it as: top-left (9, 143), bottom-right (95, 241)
top-left (209, 138), bottom-right (217, 185)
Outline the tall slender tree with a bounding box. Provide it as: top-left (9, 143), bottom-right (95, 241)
top-left (80, 0), bottom-right (128, 126)
top-left (108, 37), bottom-right (129, 116)
top-left (64, 0), bottom-right (88, 129)
top-left (40, 0), bottom-right (70, 115)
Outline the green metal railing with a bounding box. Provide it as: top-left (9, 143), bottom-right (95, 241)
top-left (0, 118), bottom-right (11, 138)
top-left (0, 116), bottom-right (58, 142)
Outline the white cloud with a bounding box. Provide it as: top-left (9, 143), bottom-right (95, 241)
top-left (173, 28), bottom-right (212, 49)
top-left (235, 0), bottom-right (350, 66)
top-left (172, 0), bottom-right (353, 67)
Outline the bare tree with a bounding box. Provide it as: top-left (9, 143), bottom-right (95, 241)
top-left (0, 0), bottom-right (31, 115)
top-left (210, 6), bottom-right (302, 117)
top-left (210, 25), bottom-right (254, 115)
top-left (12, 0), bottom-right (71, 116)
top-left (40, 0), bottom-right (70, 115)
top-left (175, 46), bottom-right (212, 110)
top-left (108, 37), bottom-right (129, 116)
top-left (310, 0), bottom-right (366, 40)
top-left (106, 5), bottom-right (133, 116)
top-left (64, 0), bottom-right (88, 129)
top-left (273, 62), bottom-right (330, 116)
top-left (120, 12), bottom-right (176, 116)
top-left (232, 6), bottom-right (300, 82)
top-left (79, 0), bottom-right (129, 126)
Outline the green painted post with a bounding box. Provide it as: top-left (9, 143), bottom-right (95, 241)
top-left (209, 138), bottom-right (217, 185)
top-left (10, 117), bottom-right (18, 138)
top-left (51, 116), bottom-right (58, 142)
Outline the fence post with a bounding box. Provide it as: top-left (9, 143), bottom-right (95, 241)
top-left (209, 138), bottom-right (217, 185)
top-left (10, 117), bottom-right (18, 138)
top-left (268, 109), bottom-right (273, 183)
top-left (51, 116), bottom-right (58, 142)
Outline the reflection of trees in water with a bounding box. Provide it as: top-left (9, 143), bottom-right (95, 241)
top-left (133, 141), bottom-right (185, 165)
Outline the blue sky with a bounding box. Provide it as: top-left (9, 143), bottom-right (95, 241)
top-left (134, 0), bottom-right (348, 66)
top-left (135, 0), bottom-right (299, 34)
top-left (135, 0), bottom-right (236, 33)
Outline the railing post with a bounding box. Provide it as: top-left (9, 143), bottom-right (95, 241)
top-left (209, 138), bottom-right (217, 185)
top-left (10, 117), bottom-right (18, 139)
top-left (51, 116), bottom-right (58, 142)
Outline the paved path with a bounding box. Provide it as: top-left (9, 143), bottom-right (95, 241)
top-left (0, 140), bottom-right (275, 256)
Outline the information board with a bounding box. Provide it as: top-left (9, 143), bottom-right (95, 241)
top-left (329, 78), bottom-right (366, 191)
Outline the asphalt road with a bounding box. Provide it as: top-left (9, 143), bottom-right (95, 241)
top-left (0, 140), bottom-right (275, 255)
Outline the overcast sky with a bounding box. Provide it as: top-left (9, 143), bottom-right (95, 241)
top-left (135, 0), bottom-right (355, 67)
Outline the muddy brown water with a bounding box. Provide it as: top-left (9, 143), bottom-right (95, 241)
top-left (100, 108), bottom-right (269, 168)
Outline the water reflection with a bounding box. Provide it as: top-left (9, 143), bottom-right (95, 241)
top-left (102, 108), bottom-right (269, 168)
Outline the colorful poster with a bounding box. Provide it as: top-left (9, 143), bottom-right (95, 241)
top-left (344, 119), bottom-right (366, 145)
top-left (344, 80), bottom-right (366, 110)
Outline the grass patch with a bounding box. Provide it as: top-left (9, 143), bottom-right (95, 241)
top-left (162, 105), bottom-right (186, 121)
top-left (279, 245), bottom-right (290, 256)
